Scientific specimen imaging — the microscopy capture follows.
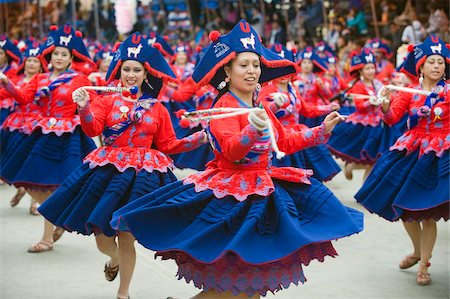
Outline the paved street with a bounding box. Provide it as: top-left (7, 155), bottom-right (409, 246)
top-left (1, 166), bottom-right (448, 299)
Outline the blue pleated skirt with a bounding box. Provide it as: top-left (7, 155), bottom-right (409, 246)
top-left (110, 178), bottom-right (363, 296)
top-left (38, 164), bottom-right (177, 237)
top-left (339, 105), bottom-right (356, 116)
top-left (0, 127), bottom-right (96, 188)
top-left (355, 149), bottom-right (449, 222)
top-left (272, 144), bottom-right (341, 182)
top-left (327, 122), bottom-right (402, 164)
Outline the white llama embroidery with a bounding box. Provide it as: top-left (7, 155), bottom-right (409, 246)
top-left (60, 35), bottom-right (72, 46)
top-left (127, 44), bottom-right (143, 58)
top-left (240, 34), bottom-right (256, 50)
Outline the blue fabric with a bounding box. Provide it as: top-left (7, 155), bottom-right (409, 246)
top-left (191, 19), bottom-right (297, 90)
top-left (39, 164), bottom-right (177, 237)
top-left (0, 108), bottom-right (12, 126)
top-left (170, 142), bottom-right (214, 171)
top-left (111, 178), bottom-right (363, 264)
top-left (355, 149), bottom-right (449, 221)
top-left (272, 144), bottom-right (341, 182)
top-left (298, 114), bottom-right (325, 128)
top-left (327, 122), bottom-right (402, 164)
top-left (339, 105), bottom-right (356, 116)
top-left (0, 127), bottom-right (96, 187)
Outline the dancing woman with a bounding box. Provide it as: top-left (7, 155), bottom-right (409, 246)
top-left (110, 20), bottom-right (363, 299)
top-left (38, 32), bottom-right (207, 299)
top-left (355, 35), bottom-right (449, 286)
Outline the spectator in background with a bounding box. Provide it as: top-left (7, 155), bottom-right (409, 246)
top-left (304, 0), bottom-right (324, 42)
top-left (249, 7), bottom-right (264, 38)
top-left (401, 20), bottom-right (426, 44)
top-left (325, 21), bottom-right (341, 50)
top-left (346, 8), bottom-right (368, 37)
top-left (269, 17), bottom-right (287, 45)
top-left (426, 3), bottom-right (449, 40)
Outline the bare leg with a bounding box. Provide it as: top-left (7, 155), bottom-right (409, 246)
top-left (191, 290), bottom-right (260, 299)
top-left (418, 219), bottom-right (437, 275)
top-left (95, 234), bottom-right (120, 267)
top-left (26, 189), bottom-right (55, 252)
top-left (117, 232), bottom-right (136, 299)
top-left (363, 165), bottom-right (373, 182)
top-left (402, 221), bottom-right (421, 258)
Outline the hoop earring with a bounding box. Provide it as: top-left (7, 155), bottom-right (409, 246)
top-left (419, 72), bottom-right (424, 85)
top-left (225, 77), bottom-right (230, 83)
top-left (256, 83), bottom-right (261, 91)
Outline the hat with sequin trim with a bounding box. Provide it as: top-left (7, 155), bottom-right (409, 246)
top-left (0, 35), bottom-right (22, 64)
top-left (349, 48), bottom-right (376, 76)
top-left (40, 25), bottom-right (92, 69)
top-left (191, 19), bottom-right (298, 90)
top-left (401, 35), bottom-right (450, 78)
top-left (106, 32), bottom-right (177, 98)
top-left (296, 46), bottom-right (328, 73)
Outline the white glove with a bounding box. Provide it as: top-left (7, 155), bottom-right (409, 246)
top-left (0, 72), bottom-right (8, 85)
top-left (368, 96), bottom-right (381, 106)
top-left (72, 88), bottom-right (90, 108)
top-left (248, 109), bottom-right (268, 131)
top-left (270, 92), bottom-right (289, 107)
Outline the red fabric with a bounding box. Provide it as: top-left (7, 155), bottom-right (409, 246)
top-left (259, 83), bottom-right (331, 128)
top-left (375, 60), bottom-right (395, 84)
top-left (72, 61), bottom-right (98, 76)
top-left (345, 80), bottom-right (384, 127)
top-left (384, 84), bottom-right (450, 157)
top-left (3, 72), bottom-right (91, 135)
top-left (293, 73), bottom-right (332, 105)
top-left (79, 93), bottom-right (205, 172)
top-left (184, 92), bottom-right (329, 201)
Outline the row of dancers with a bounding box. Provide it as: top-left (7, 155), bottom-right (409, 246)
top-left (0, 20), bottom-right (448, 298)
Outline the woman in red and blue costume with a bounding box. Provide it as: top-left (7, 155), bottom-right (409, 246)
top-left (323, 54), bottom-right (356, 116)
top-left (293, 47), bottom-right (332, 128)
top-left (38, 32), bottom-right (207, 299)
top-left (110, 20), bottom-right (363, 299)
top-left (0, 25), bottom-right (96, 253)
top-left (0, 36), bottom-right (21, 125)
top-left (327, 48), bottom-right (403, 181)
top-left (355, 35), bottom-right (449, 286)
top-left (259, 43), bottom-right (341, 182)
top-left (0, 41), bottom-right (43, 214)
top-left (366, 38), bottom-right (395, 85)
top-left (160, 46), bottom-right (218, 170)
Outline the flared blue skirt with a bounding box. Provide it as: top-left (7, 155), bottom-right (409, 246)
top-left (0, 127), bottom-right (96, 188)
top-left (38, 164), bottom-right (177, 237)
top-left (355, 149), bottom-right (449, 222)
top-left (110, 178), bottom-right (363, 296)
top-left (327, 122), bottom-right (402, 164)
top-left (272, 144), bottom-right (340, 182)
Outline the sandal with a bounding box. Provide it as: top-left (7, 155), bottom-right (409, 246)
top-left (52, 227), bottom-right (65, 242)
top-left (104, 261), bottom-right (119, 281)
top-left (416, 261), bottom-right (431, 285)
top-left (29, 201), bottom-right (40, 216)
top-left (10, 187), bottom-right (26, 207)
top-left (399, 254), bottom-right (420, 269)
top-left (27, 240), bottom-right (54, 253)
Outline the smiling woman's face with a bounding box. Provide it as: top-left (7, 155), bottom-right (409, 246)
top-left (120, 60), bottom-right (146, 89)
top-left (225, 52), bottom-right (261, 96)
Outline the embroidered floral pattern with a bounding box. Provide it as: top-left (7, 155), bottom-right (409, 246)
top-left (84, 146), bottom-right (174, 173)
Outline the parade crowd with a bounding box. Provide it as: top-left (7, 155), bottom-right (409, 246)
top-left (0, 3), bottom-right (449, 298)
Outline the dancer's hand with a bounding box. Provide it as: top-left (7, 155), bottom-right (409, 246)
top-left (72, 88), bottom-right (90, 108)
top-left (323, 111), bottom-right (346, 134)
